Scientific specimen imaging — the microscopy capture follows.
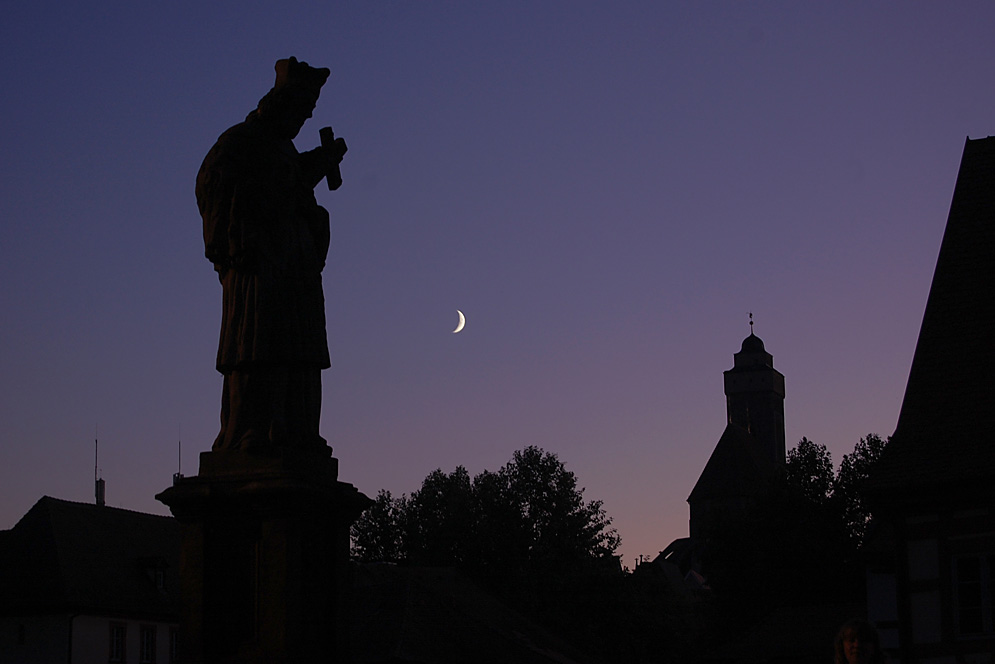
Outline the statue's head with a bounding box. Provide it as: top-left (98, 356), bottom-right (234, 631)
top-left (255, 57), bottom-right (330, 139)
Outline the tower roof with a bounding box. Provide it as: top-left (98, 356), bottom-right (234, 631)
top-left (740, 332), bottom-right (766, 354)
top-left (688, 423), bottom-right (779, 503)
top-left (730, 332), bottom-right (776, 371)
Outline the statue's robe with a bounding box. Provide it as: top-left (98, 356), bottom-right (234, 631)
top-left (197, 115), bottom-right (330, 450)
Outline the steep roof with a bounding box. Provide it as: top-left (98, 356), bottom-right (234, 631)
top-left (688, 423), bottom-right (778, 503)
top-left (0, 496), bottom-right (179, 619)
top-left (870, 136), bottom-right (995, 495)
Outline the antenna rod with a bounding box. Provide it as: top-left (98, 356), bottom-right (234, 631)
top-left (94, 425), bottom-right (105, 506)
top-left (173, 424), bottom-right (185, 485)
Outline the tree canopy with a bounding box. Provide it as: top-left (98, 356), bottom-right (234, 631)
top-left (785, 436), bottom-right (834, 504)
top-left (703, 433), bottom-right (890, 614)
top-left (351, 446), bottom-right (620, 570)
top-left (351, 447), bottom-right (624, 660)
top-left (833, 433), bottom-right (888, 543)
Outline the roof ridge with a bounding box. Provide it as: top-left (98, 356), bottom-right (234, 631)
top-left (36, 495), bottom-right (175, 520)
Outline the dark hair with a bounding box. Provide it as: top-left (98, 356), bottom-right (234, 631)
top-left (834, 619), bottom-right (885, 664)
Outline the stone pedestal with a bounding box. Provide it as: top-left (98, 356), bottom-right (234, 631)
top-left (156, 449), bottom-right (370, 664)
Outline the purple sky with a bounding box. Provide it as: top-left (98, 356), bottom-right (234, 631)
top-left (2, 3), bottom-right (994, 568)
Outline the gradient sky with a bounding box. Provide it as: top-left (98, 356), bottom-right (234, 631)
top-left (2, 2), bottom-right (994, 568)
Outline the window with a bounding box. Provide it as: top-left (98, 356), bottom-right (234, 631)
top-left (955, 554), bottom-right (995, 636)
top-left (169, 627), bottom-right (178, 664)
top-left (140, 625), bottom-right (156, 664)
top-left (109, 623), bottom-right (126, 662)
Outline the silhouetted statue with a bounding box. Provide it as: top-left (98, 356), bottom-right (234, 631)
top-left (196, 57), bottom-right (347, 453)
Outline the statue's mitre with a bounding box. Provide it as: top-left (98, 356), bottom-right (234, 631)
top-left (274, 57), bottom-right (330, 97)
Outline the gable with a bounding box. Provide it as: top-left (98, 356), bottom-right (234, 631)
top-left (871, 136), bottom-right (995, 495)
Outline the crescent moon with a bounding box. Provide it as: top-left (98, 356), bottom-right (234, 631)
top-left (453, 310), bottom-right (466, 334)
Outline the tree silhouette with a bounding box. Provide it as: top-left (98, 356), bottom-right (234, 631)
top-left (703, 436), bottom-right (872, 614)
top-left (833, 433), bottom-right (888, 544)
top-left (351, 446), bottom-right (619, 569)
top-left (404, 466), bottom-right (475, 566)
top-left (350, 489), bottom-right (405, 563)
top-left (350, 446), bottom-right (623, 659)
top-left (785, 436), bottom-right (834, 504)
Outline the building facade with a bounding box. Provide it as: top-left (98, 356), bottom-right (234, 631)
top-left (865, 136), bottom-right (995, 664)
top-left (0, 497), bottom-right (179, 664)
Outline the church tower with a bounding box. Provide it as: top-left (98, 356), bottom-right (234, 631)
top-left (723, 331), bottom-right (786, 467)
top-left (688, 327), bottom-right (786, 542)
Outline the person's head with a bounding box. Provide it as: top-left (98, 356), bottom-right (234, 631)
top-left (834, 619), bottom-right (883, 664)
top-left (253, 57), bottom-right (330, 139)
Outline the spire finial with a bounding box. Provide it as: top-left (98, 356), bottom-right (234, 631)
top-left (749, 312), bottom-right (754, 335)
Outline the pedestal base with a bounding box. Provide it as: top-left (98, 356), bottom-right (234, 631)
top-left (156, 449), bottom-right (370, 664)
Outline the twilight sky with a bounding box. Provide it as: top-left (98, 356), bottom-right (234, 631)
top-left (2, 2), bottom-right (994, 567)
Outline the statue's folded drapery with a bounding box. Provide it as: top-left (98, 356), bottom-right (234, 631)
top-left (196, 57), bottom-right (339, 453)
